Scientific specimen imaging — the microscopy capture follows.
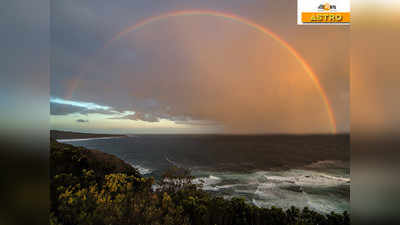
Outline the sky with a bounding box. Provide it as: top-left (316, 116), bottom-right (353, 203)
top-left (50, 0), bottom-right (349, 134)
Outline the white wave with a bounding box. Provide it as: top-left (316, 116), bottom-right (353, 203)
top-left (319, 174), bottom-right (350, 183)
top-left (216, 184), bottom-right (242, 189)
top-left (194, 175), bottom-right (221, 185)
top-left (193, 175), bottom-right (222, 191)
top-left (257, 182), bottom-right (277, 190)
top-left (264, 175), bottom-right (296, 184)
top-left (192, 169), bottom-right (349, 214)
top-left (262, 170), bottom-right (350, 187)
top-left (209, 175), bottom-right (221, 180)
top-left (130, 164), bottom-right (152, 175)
top-left (203, 184), bottom-right (246, 192)
top-left (202, 186), bottom-right (221, 191)
top-left (254, 182), bottom-right (279, 199)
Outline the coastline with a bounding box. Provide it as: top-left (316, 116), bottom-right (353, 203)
top-left (50, 130), bottom-right (126, 140)
top-left (57, 136), bottom-right (124, 142)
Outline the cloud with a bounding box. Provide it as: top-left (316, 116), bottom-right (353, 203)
top-left (81, 108), bottom-right (117, 115)
top-left (50, 102), bottom-right (85, 115)
top-left (50, 99), bottom-right (117, 116)
top-left (111, 112), bottom-right (160, 123)
top-left (76, 119), bottom-right (89, 123)
top-left (174, 120), bottom-right (221, 126)
top-left (50, 98), bottom-right (110, 110)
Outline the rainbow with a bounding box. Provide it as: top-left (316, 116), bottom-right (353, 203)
top-left (102, 10), bottom-right (337, 133)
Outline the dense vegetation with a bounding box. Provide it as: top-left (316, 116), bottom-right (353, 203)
top-left (50, 140), bottom-right (350, 225)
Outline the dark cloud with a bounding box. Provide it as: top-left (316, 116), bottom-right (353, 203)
top-left (50, 102), bottom-right (117, 116)
top-left (76, 119), bottom-right (89, 123)
top-left (50, 102), bottom-right (85, 115)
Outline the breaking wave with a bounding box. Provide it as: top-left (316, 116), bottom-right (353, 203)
top-left (191, 169), bottom-right (350, 214)
top-left (130, 163), bottom-right (152, 175)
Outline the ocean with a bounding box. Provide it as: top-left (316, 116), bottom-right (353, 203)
top-left (59, 134), bottom-right (350, 214)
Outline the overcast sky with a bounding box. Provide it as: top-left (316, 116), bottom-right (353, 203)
top-left (50, 0), bottom-right (349, 134)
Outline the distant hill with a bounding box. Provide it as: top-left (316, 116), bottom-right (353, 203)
top-left (50, 139), bottom-right (139, 179)
top-left (50, 130), bottom-right (126, 140)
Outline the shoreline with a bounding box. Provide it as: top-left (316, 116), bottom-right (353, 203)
top-left (51, 130), bottom-right (127, 141)
top-left (57, 136), bottom-right (124, 142)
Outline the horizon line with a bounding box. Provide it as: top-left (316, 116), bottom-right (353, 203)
top-left (51, 129), bottom-right (349, 136)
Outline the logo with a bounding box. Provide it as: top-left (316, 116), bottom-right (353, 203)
top-left (298, 0), bottom-right (350, 25)
top-left (318, 3), bottom-right (336, 11)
